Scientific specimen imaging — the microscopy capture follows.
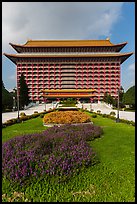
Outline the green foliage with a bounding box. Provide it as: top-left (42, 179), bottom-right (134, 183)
top-left (19, 73), bottom-right (30, 109)
top-left (103, 92), bottom-right (114, 105)
top-left (60, 98), bottom-right (77, 106)
top-left (92, 114), bottom-right (97, 118)
top-left (97, 110), bottom-right (101, 114)
top-left (110, 111), bottom-right (116, 116)
top-left (20, 112), bottom-right (26, 116)
top-left (122, 85), bottom-right (135, 106)
top-left (2, 82), bottom-right (13, 112)
top-left (40, 114), bottom-right (45, 118)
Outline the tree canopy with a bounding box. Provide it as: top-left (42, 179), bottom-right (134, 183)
top-left (2, 81), bottom-right (13, 111)
top-left (122, 85), bottom-right (135, 106)
top-left (19, 73), bottom-right (30, 109)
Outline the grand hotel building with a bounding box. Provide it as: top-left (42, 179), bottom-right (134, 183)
top-left (4, 39), bottom-right (133, 102)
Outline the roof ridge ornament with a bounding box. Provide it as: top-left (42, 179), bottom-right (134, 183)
top-left (106, 37), bottom-right (110, 40)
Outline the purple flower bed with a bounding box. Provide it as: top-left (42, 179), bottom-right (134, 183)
top-left (2, 124), bottom-right (103, 185)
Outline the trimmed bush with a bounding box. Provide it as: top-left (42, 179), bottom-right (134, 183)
top-left (20, 112), bottom-right (26, 117)
top-left (43, 111), bottom-right (91, 124)
top-left (110, 111), bottom-right (116, 116)
top-left (34, 111), bottom-right (38, 114)
top-left (92, 114), bottom-right (97, 118)
top-left (40, 113), bottom-right (44, 118)
top-left (97, 110), bottom-right (101, 114)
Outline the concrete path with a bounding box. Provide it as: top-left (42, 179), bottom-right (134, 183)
top-left (2, 102), bottom-right (135, 123)
top-left (77, 103), bottom-right (135, 122)
top-left (2, 103), bottom-right (55, 123)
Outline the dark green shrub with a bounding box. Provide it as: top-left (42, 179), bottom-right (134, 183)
top-left (31, 113), bottom-right (40, 118)
top-left (108, 115), bottom-right (116, 120)
top-left (102, 114), bottom-right (107, 117)
top-left (130, 121), bottom-right (135, 126)
top-left (90, 109), bottom-right (94, 112)
top-left (20, 116), bottom-right (30, 121)
top-left (92, 114), bottom-right (97, 118)
top-left (20, 112), bottom-right (26, 117)
top-left (34, 111), bottom-right (38, 114)
top-left (40, 113), bottom-right (45, 118)
top-left (110, 111), bottom-right (116, 116)
top-left (97, 110), bottom-right (101, 114)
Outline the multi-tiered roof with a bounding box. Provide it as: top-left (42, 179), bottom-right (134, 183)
top-left (4, 39), bottom-right (133, 64)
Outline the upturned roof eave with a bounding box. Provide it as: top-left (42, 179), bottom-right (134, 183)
top-left (8, 40), bottom-right (127, 48)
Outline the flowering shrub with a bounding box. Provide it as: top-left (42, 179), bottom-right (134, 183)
top-left (43, 110), bottom-right (91, 124)
top-left (2, 124), bottom-right (103, 185)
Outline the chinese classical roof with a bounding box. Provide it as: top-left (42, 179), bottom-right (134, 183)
top-left (9, 39), bottom-right (127, 51)
top-left (10, 39), bottom-right (119, 47)
top-left (41, 89), bottom-right (97, 98)
top-left (3, 52), bottom-right (133, 64)
top-left (3, 38), bottom-right (133, 65)
top-left (41, 89), bottom-right (96, 93)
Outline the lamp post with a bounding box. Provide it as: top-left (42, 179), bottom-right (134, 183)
top-left (116, 89), bottom-right (120, 123)
top-left (12, 96), bottom-right (15, 111)
top-left (90, 98), bottom-right (93, 111)
top-left (44, 98), bottom-right (47, 112)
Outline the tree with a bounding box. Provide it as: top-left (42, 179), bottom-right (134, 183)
top-left (122, 85), bottom-right (135, 107)
top-left (2, 81), bottom-right (13, 111)
top-left (103, 92), bottom-right (114, 106)
top-left (10, 87), bottom-right (17, 110)
top-left (19, 73), bottom-right (30, 109)
top-left (2, 80), bottom-right (5, 89)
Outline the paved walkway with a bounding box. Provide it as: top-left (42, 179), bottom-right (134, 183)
top-left (77, 103), bottom-right (135, 122)
top-left (2, 103), bottom-right (55, 123)
top-left (2, 102), bottom-right (135, 123)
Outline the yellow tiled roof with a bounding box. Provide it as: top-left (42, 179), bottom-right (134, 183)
top-left (10, 39), bottom-right (115, 47)
top-left (42, 94), bottom-right (96, 98)
top-left (24, 39), bottom-right (114, 47)
top-left (41, 89), bottom-right (96, 93)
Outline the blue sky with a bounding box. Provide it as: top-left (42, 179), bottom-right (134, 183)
top-left (2, 2), bottom-right (135, 92)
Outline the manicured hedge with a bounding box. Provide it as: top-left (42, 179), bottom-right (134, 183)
top-left (43, 110), bottom-right (91, 124)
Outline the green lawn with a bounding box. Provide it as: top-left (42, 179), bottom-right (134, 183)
top-left (2, 115), bottom-right (135, 202)
top-left (2, 117), bottom-right (47, 143)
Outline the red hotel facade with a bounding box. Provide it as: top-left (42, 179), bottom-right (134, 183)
top-left (4, 39), bottom-right (133, 102)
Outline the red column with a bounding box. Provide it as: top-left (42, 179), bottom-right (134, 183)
top-left (54, 64), bottom-right (56, 89)
top-left (26, 63), bottom-right (28, 84)
top-left (114, 63), bottom-right (117, 97)
top-left (81, 64), bottom-right (84, 89)
top-left (32, 63), bottom-right (34, 101)
top-left (118, 63), bottom-right (121, 89)
top-left (92, 63), bottom-right (94, 88)
top-left (43, 63), bottom-right (45, 90)
top-left (37, 63), bottom-right (39, 101)
top-left (86, 64), bottom-right (89, 89)
top-left (48, 64), bottom-right (50, 89)
top-left (21, 63), bottom-right (22, 73)
top-left (59, 64), bottom-right (61, 89)
top-left (17, 64), bottom-right (19, 96)
top-left (109, 63), bottom-right (111, 94)
top-left (75, 64), bottom-right (78, 89)
top-left (98, 63), bottom-right (100, 101)
top-left (104, 63), bottom-right (106, 93)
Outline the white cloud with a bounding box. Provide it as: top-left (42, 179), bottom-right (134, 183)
top-left (2, 2), bottom-right (124, 53)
